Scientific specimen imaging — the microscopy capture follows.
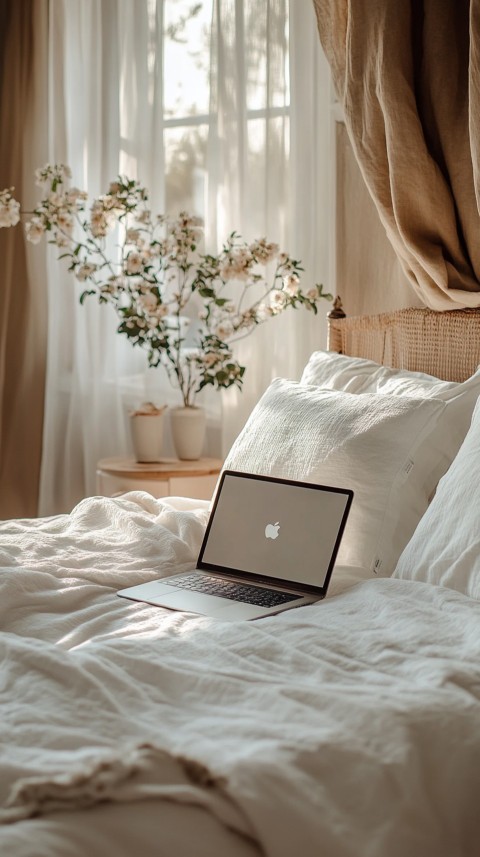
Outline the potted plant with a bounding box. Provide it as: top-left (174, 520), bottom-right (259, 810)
top-left (0, 165), bottom-right (332, 459)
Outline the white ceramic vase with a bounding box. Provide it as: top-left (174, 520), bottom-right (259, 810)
top-left (130, 410), bottom-right (166, 462)
top-left (170, 406), bottom-right (206, 461)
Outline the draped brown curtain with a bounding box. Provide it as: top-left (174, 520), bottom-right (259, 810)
top-left (313, 0), bottom-right (480, 310)
top-left (0, 1), bottom-right (48, 518)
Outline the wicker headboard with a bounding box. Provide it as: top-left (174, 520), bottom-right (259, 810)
top-left (327, 301), bottom-right (480, 382)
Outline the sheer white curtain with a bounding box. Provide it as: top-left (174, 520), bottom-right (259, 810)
top-left (39, 0), bottom-right (331, 515)
top-left (208, 0), bottom-right (332, 450)
top-left (39, 0), bottom-right (162, 516)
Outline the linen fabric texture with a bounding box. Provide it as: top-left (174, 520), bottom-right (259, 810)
top-left (312, 0), bottom-right (480, 310)
top-left (394, 398), bottom-right (480, 599)
top-left (2, 491), bottom-right (480, 855)
top-left (301, 350), bottom-right (480, 500)
top-left (222, 378), bottom-right (445, 576)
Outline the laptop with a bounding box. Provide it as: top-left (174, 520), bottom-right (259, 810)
top-left (118, 470), bottom-right (353, 621)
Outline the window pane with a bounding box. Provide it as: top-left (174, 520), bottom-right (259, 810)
top-left (163, 0), bottom-right (213, 118)
top-left (164, 124), bottom-right (208, 216)
top-left (245, 0), bottom-right (289, 112)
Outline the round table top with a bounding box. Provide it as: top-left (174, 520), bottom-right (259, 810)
top-left (96, 456), bottom-right (223, 480)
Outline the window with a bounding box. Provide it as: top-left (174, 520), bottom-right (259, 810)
top-left (39, 0), bottom-right (330, 515)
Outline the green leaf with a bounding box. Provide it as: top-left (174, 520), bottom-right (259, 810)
top-left (79, 290), bottom-right (95, 305)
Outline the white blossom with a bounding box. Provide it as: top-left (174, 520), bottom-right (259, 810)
top-left (126, 228), bottom-right (141, 244)
top-left (48, 192), bottom-right (65, 207)
top-left (67, 187), bottom-right (88, 205)
top-left (97, 193), bottom-right (122, 212)
top-left (99, 282), bottom-right (118, 296)
top-left (283, 273), bottom-right (300, 296)
top-left (249, 238), bottom-right (279, 264)
top-left (76, 262), bottom-right (97, 281)
top-left (152, 304), bottom-right (169, 319)
top-left (202, 352), bottom-right (218, 367)
top-left (56, 211), bottom-right (74, 234)
top-left (240, 309), bottom-right (258, 327)
top-left (0, 190), bottom-right (20, 228)
top-left (35, 163), bottom-right (72, 188)
top-left (219, 248), bottom-right (253, 281)
top-left (125, 251), bottom-right (144, 274)
top-left (136, 209), bottom-right (151, 224)
top-left (108, 275), bottom-right (125, 292)
top-left (90, 203), bottom-right (116, 237)
top-left (271, 290), bottom-right (287, 311)
top-left (137, 292), bottom-right (158, 312)
top-left (215, 321), bottom-right (234, 339)
top-left (55, 232), bottom-right (71, 248)
top-left (25, 217), bottom-right (45, 243)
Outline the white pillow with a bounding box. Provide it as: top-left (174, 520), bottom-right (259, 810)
top-left (301, 350), bottom-right (454, 393)
top-left (222, 379), bottom-right (446, 576)
top-left (301, 350), bottom-right (480, 498)
top-left (394, 398), bottom-right (480, 598)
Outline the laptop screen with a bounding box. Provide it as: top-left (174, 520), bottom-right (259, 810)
top-left (198, 471), bottom-right (353, 593)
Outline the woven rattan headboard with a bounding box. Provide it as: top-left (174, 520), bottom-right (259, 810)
top-left (327, 301), bottom-right (480, 382)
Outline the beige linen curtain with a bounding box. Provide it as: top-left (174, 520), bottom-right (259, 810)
top-left (313, 0), bottom-right (480, 310)
top-left (0, 1), bottom-right (48, 518)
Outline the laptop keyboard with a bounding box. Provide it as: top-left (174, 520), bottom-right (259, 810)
top-left (165, 572), bottom-right (301, 608)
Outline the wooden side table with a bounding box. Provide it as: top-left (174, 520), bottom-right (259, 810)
top-left (96, 456), bottom-right (223, 501)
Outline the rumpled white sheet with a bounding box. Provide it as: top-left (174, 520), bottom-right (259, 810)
top-left (1, 492), bottom-right (480, 857)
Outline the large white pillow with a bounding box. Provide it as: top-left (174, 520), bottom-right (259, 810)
top-left (394, 398), bottom-right (480, 598)
top-left (301, 350), bottom-right (480, 498)
top-left (222, 379), bottom-right (446, 576)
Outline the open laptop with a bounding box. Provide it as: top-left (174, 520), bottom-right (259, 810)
top-left (118, 470), bottom-right (353, 621)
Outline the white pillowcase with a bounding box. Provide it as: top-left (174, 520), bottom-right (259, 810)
top-left (394, 398), bottom-right (480, 598)
top-left (301, 350), bottom-right (480, 499)
top-left (222, 378), bottom-right (446, 576)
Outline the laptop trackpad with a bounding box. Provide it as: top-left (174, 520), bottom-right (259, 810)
top-left (160, 591), bottom-right (264, 620)
top-left (150, 590), bottom-right (237, 615)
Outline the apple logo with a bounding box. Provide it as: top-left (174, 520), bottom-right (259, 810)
top-left (265, 521), bottom-right (280, 540)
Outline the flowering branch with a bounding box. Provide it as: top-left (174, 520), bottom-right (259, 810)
top-left (0, 164), bottom-right (333, 407)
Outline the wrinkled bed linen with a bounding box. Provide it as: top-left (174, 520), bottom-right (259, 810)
top-left (1, 492), bottom-right (480, 857)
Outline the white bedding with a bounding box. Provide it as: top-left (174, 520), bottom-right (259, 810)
top-left (1, 492), bottom-right (480, 857)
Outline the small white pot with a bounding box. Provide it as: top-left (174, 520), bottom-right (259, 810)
top-left (130, 411), bottom-right (166, 463)
top-left (170, 406), bottom-right (206, 460)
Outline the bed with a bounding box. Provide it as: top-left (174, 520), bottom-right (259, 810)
top-left (2, 305), bottom-right (480, 857)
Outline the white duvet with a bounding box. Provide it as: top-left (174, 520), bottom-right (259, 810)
top-left (1, 492), bottom-right (480, 857)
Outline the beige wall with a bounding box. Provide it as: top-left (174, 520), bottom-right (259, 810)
top-left (335, 122), bottom-right (423, 317)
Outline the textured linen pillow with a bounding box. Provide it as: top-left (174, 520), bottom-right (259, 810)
top-left (393, 398), bottom-right (480, 598)
top-left (300, 350), bottom-right (453, 393)
top-left (222, 379), bottom-right (446, 576)
top-left (300, 350), bottom-right (480, 498)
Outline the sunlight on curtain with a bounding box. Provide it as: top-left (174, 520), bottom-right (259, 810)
top-left (39, 0), bottom-right (331, 515)
top-left (209, 1), bottom-right (332, 450)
